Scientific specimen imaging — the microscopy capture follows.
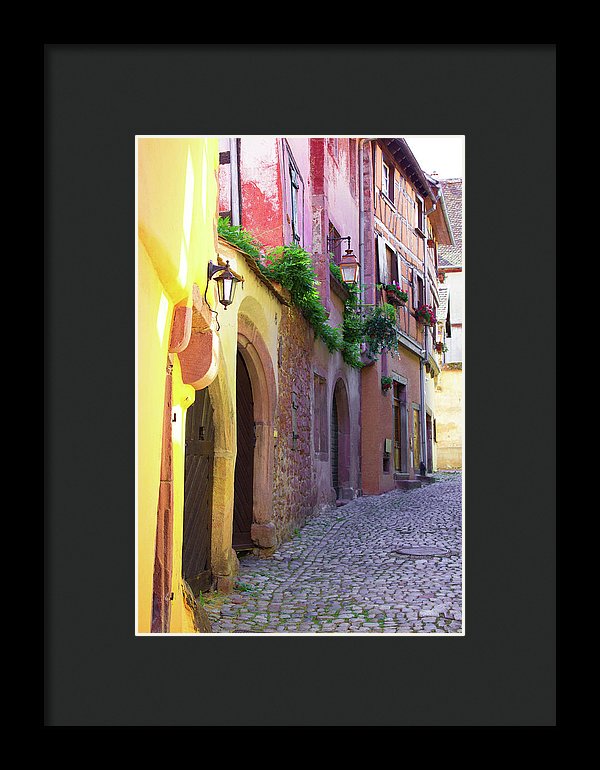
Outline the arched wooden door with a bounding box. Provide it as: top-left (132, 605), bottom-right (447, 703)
top-left (182, 387), bottom-right (214, 596)
top-left (331, 389), bottom-right (340, 499)
top-left (233, 351), bottom-right (255, 550)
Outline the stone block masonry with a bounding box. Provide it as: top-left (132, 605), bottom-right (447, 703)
top-left (272, 304), bottom-right (318, 545)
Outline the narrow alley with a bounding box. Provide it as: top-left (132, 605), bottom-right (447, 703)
top-left (204, 471), bottom-right (462, 634)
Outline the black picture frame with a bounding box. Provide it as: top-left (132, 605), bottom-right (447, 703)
top-left (45, 43), bottom-right (556, 727)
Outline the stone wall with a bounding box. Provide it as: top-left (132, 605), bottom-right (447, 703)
top-left (271, 303), bottom-right (318, 544)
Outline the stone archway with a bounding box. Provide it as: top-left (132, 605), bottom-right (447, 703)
top-left (236, 314), bottom-right (277, 550)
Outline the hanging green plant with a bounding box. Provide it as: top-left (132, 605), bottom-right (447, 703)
top-left (362, 303), bottom-right (399, 358)
top-left (381, 375), bottom-right (393, 391)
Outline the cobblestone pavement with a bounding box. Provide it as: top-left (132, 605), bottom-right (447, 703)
top-left (203, 471), bottom-right (463, 634)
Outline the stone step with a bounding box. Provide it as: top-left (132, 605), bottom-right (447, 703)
top-left (395, 479), bottom-right (424, 490)
top-left (416, 475), bottom-right (437, 485)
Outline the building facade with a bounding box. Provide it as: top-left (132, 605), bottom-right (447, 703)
top-left (360, 139), bottom-right (454, 494)
top-left (434, 177), bottom-right (463, 470)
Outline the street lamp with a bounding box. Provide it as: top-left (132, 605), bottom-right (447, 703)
top-left (338, 247), bottom-right (360, 284)
top-left (207, 260), bottom-right (244, 309)
top-left (328, 235), bottom-right (360, 284)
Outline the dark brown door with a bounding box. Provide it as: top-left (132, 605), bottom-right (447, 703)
top-left (233, 351), bottom-right (254, 550)
top-left (182, 387), bottom-right (214, 596)
top-left (331, 391), bottom-right (339, 498)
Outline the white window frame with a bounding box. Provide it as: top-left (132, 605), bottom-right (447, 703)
top-left (382, 161), bottom-right (390, 199)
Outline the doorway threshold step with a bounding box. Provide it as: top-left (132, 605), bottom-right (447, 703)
top-left (395, 479), bottom-right (424, 490)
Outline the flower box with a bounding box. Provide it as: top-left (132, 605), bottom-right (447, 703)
top-left (379, 283), bottom-right (408, 306)
top-left (415, 303), bottom-right (436, 327)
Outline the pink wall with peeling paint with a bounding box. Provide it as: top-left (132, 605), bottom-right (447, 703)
top-left (238, 137), bottom-right (284, 251)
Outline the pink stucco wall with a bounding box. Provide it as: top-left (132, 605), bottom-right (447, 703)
top-left (324, 138), bottom-right (360, 266)
top-left (284, 138), bottom-right (312, 250)
top-left (310, 138), bottom-right (363, 501)
top-left (238, 137), bottom-right (284, 251)
top-left (226, 136), bottom-right (364, 503)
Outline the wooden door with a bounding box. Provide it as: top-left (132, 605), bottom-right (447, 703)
top-left (413, 407), bottom-right (421, 470)
top-left (182, 388), bottom-right (214, 596)
top-left (331, 390), bottom-right (339, 498)
top-left (426, 414), bottom-right (433, 474)
top-left (233, 352), bottom-right (254, 550)
top-left (393, 382), bottom-right (408, 473)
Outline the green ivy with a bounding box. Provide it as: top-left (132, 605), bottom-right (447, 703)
top-left (260, 244), bottom-right (344, 353)
top-left (217, 215), bottom-right (264, 263)
top-left (329, 259), bottom-right (344, 283)
top-left (340, 283), bottom-right (364, 368)
top-left (217, 217), bottom-right (370, 367)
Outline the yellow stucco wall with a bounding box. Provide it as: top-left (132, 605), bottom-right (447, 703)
top-left (434, 367), bottom-right (463, 469)
top-left (425, 373), bottom-right (437, 472)
top-left (137, 137), bottom-right (288, 633)
top-left (207, 243), bottom-right (284, 585)
top-left (137, 137), bottom-right (220, 634)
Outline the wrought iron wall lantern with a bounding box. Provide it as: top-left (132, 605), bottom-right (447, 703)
top-left (328, 235), bottom-right (360, 284)
top-left (207, 259), bottom-right (244, 309)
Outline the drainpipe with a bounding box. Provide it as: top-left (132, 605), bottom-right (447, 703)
top-left (425, 190), bottom-right (441, 218)
top-left (419, 295), bottom-right (428, 476)
top-left (230, 137), bottom-right (241, 226)
top-left (418, 180), bottom-right (447, 477)
top-left (419, 345), bottom-right (427, 477)
top-left (357, 138), bottom-right (371, 496)
top-left (358, 138), bottom-right (371, 307)
top-left (420, 219), bottom-right (428, 477)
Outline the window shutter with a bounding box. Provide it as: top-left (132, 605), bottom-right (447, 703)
top-left (377, 235), bottom-right (388, 285)
top-left (290, 165), bottom-right (299, 242)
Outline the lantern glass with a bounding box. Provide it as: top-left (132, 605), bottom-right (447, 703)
top-left (339, 250), bottom-right (359, 284)
top-left (215, 272), bottom-right (237, 308)
top-left (210, 261), bottom-right (240, 309)
top-left (221, 276), bottom-right (235, 305)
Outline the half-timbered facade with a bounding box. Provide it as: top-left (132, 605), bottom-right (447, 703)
top-left (360, 138), bottom-right (454, 494)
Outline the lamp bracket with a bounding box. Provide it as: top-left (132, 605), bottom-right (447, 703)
top-left (208, 259), bottom-right (245, 284)
top-left (208, 260), bottom-right (229, 280)
top-left (327, 235), bottom-right (352, 251)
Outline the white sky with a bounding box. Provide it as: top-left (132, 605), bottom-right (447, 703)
top-left (402, 135), bottom-right (464, 180)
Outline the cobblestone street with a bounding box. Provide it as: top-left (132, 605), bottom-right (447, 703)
top-left (204, 471), bottom-right (463, 634)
